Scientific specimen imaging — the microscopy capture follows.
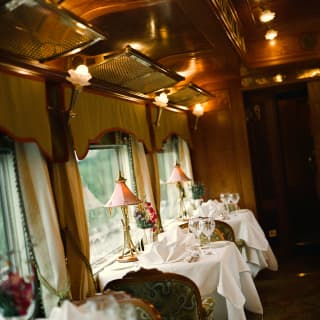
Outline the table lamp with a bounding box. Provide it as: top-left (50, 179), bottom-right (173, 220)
top-left (105, 172), bottom-right (141, 262)
top-left (167, 163), bottom-right (191, 219)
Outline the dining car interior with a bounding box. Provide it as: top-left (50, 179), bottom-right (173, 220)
top-left (1, 0), bottom-right (320, 319)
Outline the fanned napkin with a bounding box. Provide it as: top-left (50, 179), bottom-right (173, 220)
top-left (193, 199), bottom-right (224, 218)
top-left (138, 226), bottom-right (195, 264)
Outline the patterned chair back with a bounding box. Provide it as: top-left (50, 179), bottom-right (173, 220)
top-left (214, 220), bottom-right (235, 242)
top-left (104, 268), bottom-right (206, 320)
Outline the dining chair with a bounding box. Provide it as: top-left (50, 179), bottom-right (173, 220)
top-left (213, 220), bottom-right (246, 252)
top-left (77, 289), bottom-right (162, 320)
top-left (104, 268), bottom-right (215, 320)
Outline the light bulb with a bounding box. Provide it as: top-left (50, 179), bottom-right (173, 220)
top-left (192, 103), bottom-right (204, 117)
top-left (265, 29), bottom-right (278, 41)
top-left (259, 10), bottom-right (276, 23)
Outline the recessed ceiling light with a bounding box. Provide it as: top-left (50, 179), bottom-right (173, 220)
top-left (259, 10), bottom-right (276, 23)
top-left (265, 29), bottom-right (278, 40)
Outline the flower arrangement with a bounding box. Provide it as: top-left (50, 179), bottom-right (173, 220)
top-left (0, 269), bottom-right (34, 317)
top-left (191, 183), bottom-right (205, 200)
top-left (134, 201), bottom-right (158, 230)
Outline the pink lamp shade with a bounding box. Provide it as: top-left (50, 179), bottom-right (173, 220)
top-left (105, 173), bottom-right (141, 208)
top-left (167, 163), bottom-right (191, 183)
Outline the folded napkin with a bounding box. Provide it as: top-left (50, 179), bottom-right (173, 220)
top-left (194, 200), bottom-right (224, 218)
top-left (138, 226), bottom-right (195, 264)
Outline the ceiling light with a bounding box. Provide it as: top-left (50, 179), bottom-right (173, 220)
top-left (265, 29), bottom-right (278, 41)
top-left (273, 74), bottom-right (283, 83)
top-left (259, 10), bottom-right (276, 23)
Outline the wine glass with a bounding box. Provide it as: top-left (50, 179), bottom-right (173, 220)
top-left (229, 193), bottom-right (240, 214)
top-left (200, 217), bottom-right (216, 245)
top-left (219, 193), bottom-right (231, 219)
top-left (188, 217), bottom-right (204, 246)
top-left (198, 217), bottom-right (216, 255)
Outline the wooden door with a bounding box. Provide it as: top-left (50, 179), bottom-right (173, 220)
top-left (244, 83), bottom-right (320, 256)
top-left (276, 89), bottom-right (320, 246)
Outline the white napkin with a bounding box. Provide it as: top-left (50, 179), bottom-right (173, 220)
top-left (47, 299), bottom-right (136, 320)
top-left (138, 226), bottom-right (195, 264)
top-left (199, 202), bottom-right (210, 217)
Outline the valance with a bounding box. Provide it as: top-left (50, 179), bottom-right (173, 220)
top-left (0, 70), bottom-right (53, 158)
top-left (65, 87), bottom-right (152, 159)
top-left (151, 105), bottom-right (192, 151)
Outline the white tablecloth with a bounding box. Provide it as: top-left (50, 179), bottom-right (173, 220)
top-left (218, 209), bottom-right (278, 277)
top-left (98, 241), bottom-right (263, 320)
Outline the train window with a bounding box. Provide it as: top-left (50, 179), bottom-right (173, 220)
top-left (157, 136), bottom-right (193, 224)
top-left (0, 142), bottom-right (29, 278)
top-left (78, 143), bottom-right (135, 270)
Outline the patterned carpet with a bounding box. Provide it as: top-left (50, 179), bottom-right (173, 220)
top-left (250, 245), bottom-right (320, 320)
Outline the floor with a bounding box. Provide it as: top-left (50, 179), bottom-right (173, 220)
top-left (247, 243), bottom-right (320, 320)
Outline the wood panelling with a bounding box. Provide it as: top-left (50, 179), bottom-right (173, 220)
top-left (190, 80), bottom-right (256, 214)
top-left (245, 31), bottom-right (320, 68)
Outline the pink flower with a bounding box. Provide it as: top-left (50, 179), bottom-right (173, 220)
top-left (0, 271), bottom-right (34, 316)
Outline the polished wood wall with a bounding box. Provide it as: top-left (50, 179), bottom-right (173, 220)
top-left (190, 78), bottom-right (257, 214)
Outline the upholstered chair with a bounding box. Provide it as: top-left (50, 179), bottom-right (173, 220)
top-left (104, 268), bottom-right (215, 320)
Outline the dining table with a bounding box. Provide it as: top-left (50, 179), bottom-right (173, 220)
top-left (98, 225), bottom-right (263, 320)
top-left (216, 208), bottom-right (278, 277)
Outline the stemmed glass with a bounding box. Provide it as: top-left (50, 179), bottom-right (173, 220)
top-left (219, 193), bottom-right (231, 220)
top-left (229, 193), bottom-right (240, 214)
top-left (199, 217), bottom-right (216, 253)
top-left (188, 217), bottom-right (204, 246)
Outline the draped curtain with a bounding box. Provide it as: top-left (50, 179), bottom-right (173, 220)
top-left (50, 135), bottom-right (96, 300)
top-left (64, 87), bottom-right (152, 159)
top-left (131, 137), bottom-right (163, 230)
top-left (150, 105), bottom-right (192, 151)
top-left (15, 142), bottom-right (70, 315)
top-left (0, 70), bottom-right (53, 158)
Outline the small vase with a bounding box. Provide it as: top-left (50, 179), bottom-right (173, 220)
top-left (142, 228), bottom-right (153, 245)
top-left (192, 198), bottom-right (203, 209)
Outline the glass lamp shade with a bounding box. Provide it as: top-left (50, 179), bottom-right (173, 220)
top-left (167, 163), bottom-right (191, 183)
top-left (105, 174), bottom-right (141, 208)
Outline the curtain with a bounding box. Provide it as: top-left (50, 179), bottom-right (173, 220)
top-left (15, 142), bottom-right (70, 315)
top-left (178, 137), bottom-right (194, 180)
top-left (131, 138), bottom-right (156, 207)
top-left (131, 137), bottom-right (163, 231)
top-left (150, 105), bottom-right (192, 151)
top-left (0, 70), bottom-right (53, 158)
top-left (64, 87), bottom-right (152, 158)
top-left (50, 136), bottom-right (96, 300)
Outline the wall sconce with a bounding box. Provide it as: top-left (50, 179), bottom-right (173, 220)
top-left (153, 91), bottom-right (169, 126)
top-left (66, 64), bottom-right (92, 119)
top-left (265, 29), bottom-right (278, 41)
top-left (105, 172), bottom-right (141, 262)
top-left (192, 103), bottom-right (204, 130)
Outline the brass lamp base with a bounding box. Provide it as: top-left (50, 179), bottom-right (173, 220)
top-left (117, 254), bottom-right (138, 263)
